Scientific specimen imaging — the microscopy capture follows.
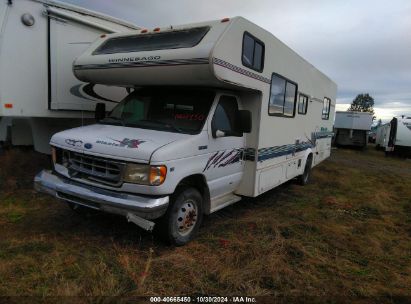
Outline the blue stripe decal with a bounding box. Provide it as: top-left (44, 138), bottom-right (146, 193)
top-left (314, 131), bottom-right (334, 139)
top-left (73, 58), bottom-right (209, 70)
top-left (245, 134), bottom-right (332, 162)
top-left (257, 142), bottom-right (314, 162)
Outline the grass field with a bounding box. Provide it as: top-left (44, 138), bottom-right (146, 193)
top-left (0, 146), bottom-right (410, 300)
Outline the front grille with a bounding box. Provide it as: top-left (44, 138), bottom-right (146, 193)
top-left (64, 151), bottom-right (125, 186)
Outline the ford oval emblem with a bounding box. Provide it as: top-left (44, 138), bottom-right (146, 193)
top-left (84, 143), bottom-right (93, 149)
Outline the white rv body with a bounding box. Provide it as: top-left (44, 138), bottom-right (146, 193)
top-left (375, 122), bottom-right (390, 148)
top-left (377, 116), bottom-right (411, 156)
top-left (0, 0), bottom-right (138, 153)
top-left (333, 111), bottom-right (373, 148)
top-left (35, 17), bottom-right (337, 244)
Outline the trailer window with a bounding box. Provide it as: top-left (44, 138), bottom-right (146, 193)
top-left (322, 97), bottom-right (331, 120)
top-left (298, 94), bottom-right (309, 115)
top-left (268, 73), bottom-right (297, 117)
top-left (242, 32), bottom-right (265, 72)
top-left (93, 27), bottom-right (210, 55)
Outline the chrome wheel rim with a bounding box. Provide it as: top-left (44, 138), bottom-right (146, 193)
top-left (176, 199), bottom-right (198, 236)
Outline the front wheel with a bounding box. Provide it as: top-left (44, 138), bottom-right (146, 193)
top-left (298, 155), bottom-right (313, 186)
top-left (162, 187), bottom-right (203, 246)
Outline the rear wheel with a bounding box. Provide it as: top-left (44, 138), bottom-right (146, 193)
top-left (298, 155), bottom-right (313, 186)
top-left (162, 187), bottom-right (203, 246)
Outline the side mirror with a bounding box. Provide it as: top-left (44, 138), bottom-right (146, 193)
top-left (238, 110), bottom-right (252, 133)
top-left (95, 103), bottom-right (106, 121)
top-left (215, 130), bottom-right (226, 138)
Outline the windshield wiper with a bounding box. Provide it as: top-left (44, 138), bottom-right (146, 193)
top-left (99, 117), bottom-right (125, 126)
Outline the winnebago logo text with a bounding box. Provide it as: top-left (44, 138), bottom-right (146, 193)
top-left (108, 56), bottom-right (161, 63)
top-left (96, 138), bottom-right (146, 149)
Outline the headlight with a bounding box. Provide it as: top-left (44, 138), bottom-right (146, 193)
top-left (124, 164), bottom-right (167, 186)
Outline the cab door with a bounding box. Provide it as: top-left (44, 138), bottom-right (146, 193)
top-left (204, 95), bottom-right (246, 199)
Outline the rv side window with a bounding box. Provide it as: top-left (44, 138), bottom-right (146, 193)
top-left (322, 97), bottom-right (331, 120)
top-left (93, 27), bottom-right (210, 55)
top-left (242, 32), bottom-right (265, 72)
top-left (268, 73), bottom-right (297, 117)
top-left (298, 94), bottom-right (309, 115)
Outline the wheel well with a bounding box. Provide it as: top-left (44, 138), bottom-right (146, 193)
top-left (176, 174), bottom-right (211, 215)
top-left (306, 152), bottom-right (313, 168)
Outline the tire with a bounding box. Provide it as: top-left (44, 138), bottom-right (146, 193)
top-left (298, 155), bottom-right (313, 186)
top-left (162, 187), bottom-right (203, 246)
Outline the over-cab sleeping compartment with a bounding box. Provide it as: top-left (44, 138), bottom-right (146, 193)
top-left (73, 21), bottom-right (231, 87)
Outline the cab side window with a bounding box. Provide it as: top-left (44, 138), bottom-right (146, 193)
top-left (212, 96), bottom-right (240, 136)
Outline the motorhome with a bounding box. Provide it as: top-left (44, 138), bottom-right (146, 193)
top-left (376, 116), bottom-right (411, 157)
top-left (333, 111), bottom-right (373, 148)
top-left (35, 17), bottom-right (337, 245)
top-left (0, 0), bottom-right (138, 153)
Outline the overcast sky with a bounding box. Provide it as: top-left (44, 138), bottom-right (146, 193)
top-left (61, 0), bottom-right (411, 121)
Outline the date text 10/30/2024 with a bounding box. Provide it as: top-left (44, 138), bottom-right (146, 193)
top-left (149, 296), bottom-right (257, 303)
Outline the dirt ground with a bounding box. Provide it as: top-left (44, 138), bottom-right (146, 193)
top-left (0, 146), bottom-right (410, 301)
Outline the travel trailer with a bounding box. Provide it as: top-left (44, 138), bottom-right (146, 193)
top-left (375, 122), bottom-right (390, 149)
top-left (35, 17), bottom-right (337, 245)
top-left (333, 111), bottom-right (373, 148)
top-left (376, 116), bottom-right (411, 156)
top-left (0, 0), bottom-right (138, 153)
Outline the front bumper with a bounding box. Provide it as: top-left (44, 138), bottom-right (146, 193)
top-left (34, 170), bottom-right (169, 220)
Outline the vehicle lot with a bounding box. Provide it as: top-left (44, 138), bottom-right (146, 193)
top-left (0, 147), bottom-right (410, 298)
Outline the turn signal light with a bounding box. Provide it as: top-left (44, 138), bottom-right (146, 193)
top-left (141, 29), bottom-right (148, 33)
top-left (153, 27), bottom-right (160, 32)
top-left (150, 165), bottom-right (167, 186)
top-left (51, 146), bottom-right (56, 164)
top-left (4, 103), bottom-right (13, 109)
top-left (221, 18), bottom-right (230, 23)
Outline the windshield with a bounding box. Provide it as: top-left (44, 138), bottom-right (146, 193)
top-left (100, 88), bottom-right (215, 134)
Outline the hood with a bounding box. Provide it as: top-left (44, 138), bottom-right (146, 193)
top-left (50, 124), bottom-right (188, 163)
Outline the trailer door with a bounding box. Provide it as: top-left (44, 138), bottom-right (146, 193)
top-left (48, 16), bottom-right (127, 112)
top-left (388, 117), bottom-right (398, 148)
top-left (0, 1), bottom-right (8, 30)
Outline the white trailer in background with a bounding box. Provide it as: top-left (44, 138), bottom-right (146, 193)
top-left (35, 17), bottom-right (337, 245)
top-left (375, 122), bottom-right (390, 149)
top-left (376, 116), bottom-right (411, 157)
top-left (0, 0), bottom-right (138, 153)
top-left (333, 111), bottom-right (373, 148)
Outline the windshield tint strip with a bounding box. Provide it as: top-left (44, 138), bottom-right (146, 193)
top-left (93, 27), bottom-right (210, 55)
